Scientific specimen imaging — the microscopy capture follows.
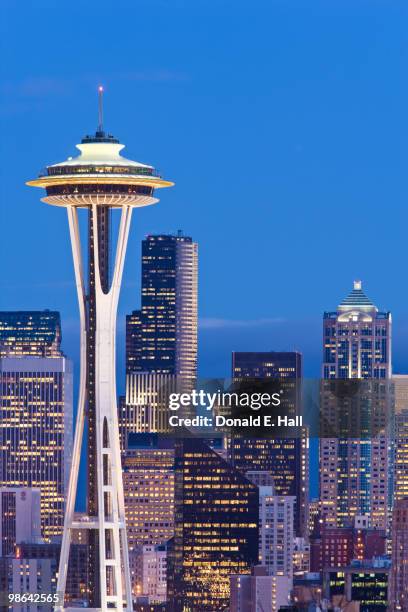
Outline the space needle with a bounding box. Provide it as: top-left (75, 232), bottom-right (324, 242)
top-left (27, 88), bottom-right (173, 611)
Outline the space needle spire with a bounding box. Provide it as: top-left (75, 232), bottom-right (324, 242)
top-left (98, 85), bottom-right (104, 133)
top-left (27, 90), bottom-right (173, 611)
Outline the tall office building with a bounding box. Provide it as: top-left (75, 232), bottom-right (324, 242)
top-left (120, 373), bottom-right (177, 444)
top-left (256, 484), bottom-right (295, 577)
top-left (0, 357), bottom-right (73, 541)
top-left (168, 437), bottom-right (259, 611)
top-left (320, 281), bottom-right (392, 531)
top-left (230, 351), bottom-right (308, 536)
top-left (0, 311), bottom-right (61, 357)
top-left (126, 233), bottom-right (198, 380)
top-left (246, 471), bottom-right (294, 578)
top-left (0, 488), bottom-right (41, 556)
top-left (393, 375), bottom-right (408, 502)
top-left (123, 433), bottom-right (174, 551)
top-left (391, 499), bottom-right (408, 610)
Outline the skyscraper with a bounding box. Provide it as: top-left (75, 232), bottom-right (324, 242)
top-left (230, 351), bottom-right (308, 536)
top-left (0, 310), bottom-right (61, 357)
top-left (320, 281), bottom-right (392, 531)
top-left (120, 372), bottom-right (177, 443)
top-left (0, 357), bottom-right (73, 541)
top-left (322, 280), bottom-right (391, 379)
top-left (256, 484), bottom-right (295, 577)
top-left (126, 233), bottom-right (198, 380)
top-left (168, 437), bottom-right (259, 611)
top-left (393, 375), bottom-right (408, 502)
top-left (27, 90), bottom-right (173, 611)
top-left (391, 498), bottom-right (408, 610)
top-left (122, 434), bottom-right (174, 551)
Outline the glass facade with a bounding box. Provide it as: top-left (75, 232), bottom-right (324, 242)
top-left (126, 233), bottom-right (198, 381)
top-left (168, 437), bottom-right (259, 611)
top-left (230, 351), bottom-right (308, 537)
top-left (0, 357), bottom-right (73, 541)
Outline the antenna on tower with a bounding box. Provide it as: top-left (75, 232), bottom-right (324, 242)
top-left (98, 86), bottom-right (104, 133)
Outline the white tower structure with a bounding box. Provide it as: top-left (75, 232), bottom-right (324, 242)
top-left (27, 89), bottom-right (173, 611)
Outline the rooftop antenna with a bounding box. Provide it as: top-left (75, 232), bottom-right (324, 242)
top-left (98, 85), bottom-right (104, 133)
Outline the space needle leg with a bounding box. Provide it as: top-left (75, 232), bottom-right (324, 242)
top-left (92, 204), bottom-right (133, 611)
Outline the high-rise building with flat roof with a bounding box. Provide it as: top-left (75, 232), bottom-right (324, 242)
top-left (126, 233), bottom-right (198, 381)
top-left (0, 357), bottom-right (73, 541)
top-left (320, 281), bottom-right (392, 531)
top-left (393, 375), bottom-right (408, 503)
top-left (123, 434), bottom-right (174, 552)
top-left (0, 311), bottom-right (61, 357)
top-left (257, 486), bottom-right (295, 577)
top-left (168, 437), bottom-right (259, 611)
top-left (391, 498), bottom-right (408, 611)
top-left (230, 351), bottom-right (308, 536)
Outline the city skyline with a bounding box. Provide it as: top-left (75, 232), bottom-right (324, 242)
top-left (2, 2), bottom-right (408, 609)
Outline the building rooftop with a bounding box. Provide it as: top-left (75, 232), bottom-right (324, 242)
top-left (338, 280), bottom-right (377, 311)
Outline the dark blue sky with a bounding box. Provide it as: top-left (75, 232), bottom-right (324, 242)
top-left (2, 0), bottom-right (408, 386)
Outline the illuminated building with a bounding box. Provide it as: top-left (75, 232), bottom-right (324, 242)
top-left (247, 477), bottom-right (294, 577)
top-left (323, 557), bottom-right (390, 609)
top-left (230, 567), bottom-right (292, 612)
top-left (393, 375), bottom-right (408, 502)
top-left (126, 233), bottom-right (198, 380)
top-left (120, 373), bottom-right (177, 444)
top-left (4, 557), bottom-right (57, 610)
top-left (310, 517), bottom-right (386, 572)
top-left (0, 488), bottom-right (41, 556)
top-left (308, 498), bottom-right (320, 536)
top-left (259, 491), bottom-right (294, 577)
top-left (230, 351), bottom-right (308, 536)
top-left (168, 437), bottom-right (259, 611)
top-left (390, 498), bottom-right (408, 611)
top-left (123, 434), bottom-right (174, 551)
top-left (322, 281), bottom-right (391, 380)
top-left (320, 281), bottom-right (392, 531)
top-left (293, 537), bottom-right (310, 576)
top-left (130, 544), bottom-right (167, 604)
top-left (27, 89), bottom-right (173, 611)
top-left (292, 573), bottom-right (323, 608)
top-left (15, 541), bottom-right (89, 604)
top-left (0, 357), bottom-right (73, 542)
top-left (0, 310), bottom-right (61, 357)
